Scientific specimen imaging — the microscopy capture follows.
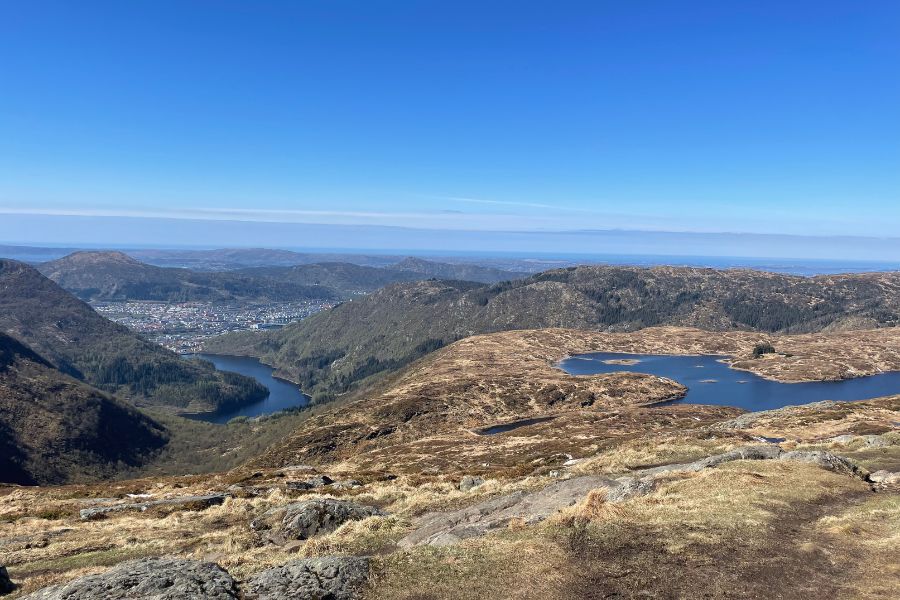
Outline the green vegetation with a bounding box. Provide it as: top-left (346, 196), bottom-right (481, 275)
top-left (0, 333), bottom-right (168, 485)
top-left (752, 342), bottom-right (777, 358)
top-left (207, 266), bottom-right (900, 400)
top-left (129, 407), bottom-right (316, 477)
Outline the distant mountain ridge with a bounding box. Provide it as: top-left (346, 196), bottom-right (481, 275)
top-left (205, 265), bottom-right (900, 401)
top-left (38, 250), bottom-right (520, 302)
top-left (0, 259), bottom-right (266, 413)
top-left (38, 251), bottom-right (339, 302)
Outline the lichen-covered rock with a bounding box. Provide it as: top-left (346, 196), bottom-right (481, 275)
top-left (287, 475), bottom-right (334, 491)
top-left (20, 558), bottom-right (238, 599)
top-left (243, 556), bottom-right (370, 600)
top-left (778, 450), bottom-right (866, 478)
top-left (79, 494), bottom-right (227, 520)
top-left (279, 499), bottom-right (383, 539)
top-left (0, 566), bottom-right (15, 595)
top-left (459, 475), bottom-right (484, 492)
top-left (400, 476), bottom-right (615, 547)
top-left (868, 470), bottom-right (899, 485)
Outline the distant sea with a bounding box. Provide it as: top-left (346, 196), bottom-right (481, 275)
top-left (1, 242), bottom-right (898, 277)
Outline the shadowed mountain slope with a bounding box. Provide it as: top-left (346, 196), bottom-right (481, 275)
top-left (0, 259), bottom-right (266, 412)
top-left (0, 332), bottom-right (168, 485)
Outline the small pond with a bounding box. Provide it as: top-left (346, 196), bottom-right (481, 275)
top-left (559, 352), bottom-right (900, 412)
top-left (184, 354), bottom-right (310, 423)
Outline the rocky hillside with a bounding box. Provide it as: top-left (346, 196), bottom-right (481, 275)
top-left (37, 251), bottom-right (338, 302)
top-left (245, 325), bottom-right (900, 473)
top-left (0, 333), bottom-right (167, 485)
top-left (2, 325), bottom-right (898, 598)
top-left (205, 266), bottom-right (900, 400)
top-left (0, 259), bottom-right (266, 412)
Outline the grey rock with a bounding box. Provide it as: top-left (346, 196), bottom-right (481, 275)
top-left (400, 444), bottom-right (869, 548)
top-left (868, 470), bottom-right (899, 485)
top-left (280, 499), bottom-right (383, 539)
top-left (862, 435), bottom-right (890, 448)
top-left (20, 558), bottom-right (238, 599)
top-left (0, 566), bottom-right (14, 595)
top-left (286, 475), bottom-right (334, 491)
top-left (79, 494), bottom-right (227, 520)
top-left (400, 476), bottom-right (615, 547)
top-left (243, 556), bottom-right (370, 600)
top-left (331, 479), bottom-right (363, 490)
top-left (829, 434), bottom-right (857, 445)
top-left (716, 401), bottom-right (838, 431)
top-left (692, 445), bottom-right (783, 469)
top-left (459, 475), bottom-right (484, 492)
top-left (606, 476), bottom-right (656, 503)
top-left (779, 450), bottom-right (866, 477)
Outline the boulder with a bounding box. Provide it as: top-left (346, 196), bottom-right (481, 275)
top-left (862, 435), bottom-right (890, 448)
top-left (869, 470), bottom-right (900, 485)
top-left (280, 499), bottom-right (383, 539)
top-left (20, 558), bottom-right (238, 599)
top-left (243, 556), bottom-right (370, 600)
top-left (331, 479), bottom-right (363, 490)
top-left (286, 475), bottom-right (334, 491)
top-left (459, 475), bottom-right (484, 492)
top-left (0, 566), bottom-right (14, 595)
top-left (605, 476), bottom-right (656, 502)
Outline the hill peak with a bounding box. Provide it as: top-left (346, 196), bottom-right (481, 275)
top-left (51, 250), bottom-right (140, 266)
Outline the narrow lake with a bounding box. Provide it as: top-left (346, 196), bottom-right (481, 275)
top-left (559, 352), bottom-right (900, 412)
top-left (184, 354), bottom-right (310, 423)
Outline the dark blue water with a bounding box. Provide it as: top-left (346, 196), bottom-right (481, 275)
top-left (477, 416), bottom-right (557, 435)
top-left (559, 353), bottom-right (900, 412)
top-left (185, 354), bottom-right (310, 423)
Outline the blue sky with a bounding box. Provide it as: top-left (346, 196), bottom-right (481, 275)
top-left (1, 1), bottom-right (898, 252)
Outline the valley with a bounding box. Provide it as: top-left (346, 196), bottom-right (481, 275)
top-left (5, 7), bottom-right (898, 597)
top-left (1, 324), bottom-right (898, 598)
top-left (2, 254), bottom-right (900, 598)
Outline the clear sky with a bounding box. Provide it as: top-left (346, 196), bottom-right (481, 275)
top-left (1, 1), bottom-right (898, 251)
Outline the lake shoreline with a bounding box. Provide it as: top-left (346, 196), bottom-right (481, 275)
top-left (181, 353), bottom-right (311, 423)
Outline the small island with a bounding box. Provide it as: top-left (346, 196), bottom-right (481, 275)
top-left (602, 358), bottom-right (642, 366)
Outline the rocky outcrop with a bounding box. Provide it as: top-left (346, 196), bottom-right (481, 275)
top-left (400, 476), bottom-right (616, 547)
top-left (286, 475), bottom-right (333, 491)
top-left (778, 450), bottom-right (867, 477)
top-left (243, 556), bottom-right (370, 600)
top-left (459, 475), bottom-right (485, 492)
top-left (79, 494), bottom-right (227, 520)
top-left (255, 499), bottom-right (384, 540)
top-left (400, 445), bottom-right (869, 547)
top-left (869, 470), bottom-right (900, 485)
top-left (0, 566), bottom-right (14, 595)
top-left (20, 558), bottom-right (238, 599)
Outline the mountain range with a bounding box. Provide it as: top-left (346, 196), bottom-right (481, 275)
top-left (206, 265), bottom-right (900, 400)
top-left (36, 251), bottom-right (520, 302)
